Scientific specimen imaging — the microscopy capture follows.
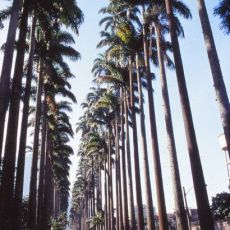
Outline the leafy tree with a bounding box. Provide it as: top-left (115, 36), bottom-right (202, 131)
top-left (211, 192), bottom-right (230, 221)
top-left (51, 212), bottom-right (68, 230)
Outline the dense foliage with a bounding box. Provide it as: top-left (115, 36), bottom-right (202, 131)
top-left (211, 192), bottom-right (230, 221)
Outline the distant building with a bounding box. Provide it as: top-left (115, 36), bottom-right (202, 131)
top-left (133, 205), bottom-right (157, 228)
top-left (189, 208), bottom-right (199, 224)
top-left (134, 204), bottom-right (148, 221)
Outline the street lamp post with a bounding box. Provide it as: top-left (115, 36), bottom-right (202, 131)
top-left (183, 186), bottom-right (192, 230)
top-left (218, 134), bottom-right (230, 191)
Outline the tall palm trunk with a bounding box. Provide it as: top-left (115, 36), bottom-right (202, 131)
top-left (120, 88), bottom-right (129, 229)
top-left (129, 58), bottom-right (144, 229)
top-left (40, 131), bottom-right (49, 230)
top-left (14, 17), bottom-right (36, 230)
top-left (115, 118), bottom-right (123, 230)
top-left (115, 123), bottom-right (119, 230)
top-left (104, 159), bottom-right (108, 230)
top-left (124, 91), bottom-right (135, 229)
top-left (164, 0), bottom-right (215, 229)
top-left (37, 101), bottom-right (47, 230)
top-left (99, 168), bottom-right (102, 212)
top-left (155, 23), bottom-right (188, 230)
top-left (142, 18), bottom-right (168, 230)
top-left (136, 53), bottom-right (155, 230)
top-left (91, 157), bottom-right (95, 217)
top-left (83, 166), bottom-right (88, 230)
top-left (98, 169), bottom-right (102, 230)
top-left (28, 59), bottom-right (44, 229)
top-left (108, 128), bottom-right (114, 230)
top-left (96, 167), bottom-right (102, 216)
top-left (196, 0), bottom-right (230, 157)
top-left (106, 152), bottom-right (110, 230)
top-left (43, 141), bottom-right (52, 230)
top-left (0, 0), bottom-right (20, 158)
top-left (0, 1), bottom-right (30, 228)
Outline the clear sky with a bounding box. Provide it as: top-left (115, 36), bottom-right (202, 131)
top-left (0, 0), bottom-right (230, 214)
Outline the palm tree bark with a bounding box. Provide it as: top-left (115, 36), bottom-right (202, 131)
top-left (0, 1), bottom-right (30, 228)
top-left (115, 122), bottom-right (120, 230)
top-left (115, 118), bottom-right (123, 230)
top-left (104, 159), bottom-right (108, 230)
top-left (0, 0), bottom-right (20, 158)
top-left (108, 128), bottom-right (114, 230)
top-left (106, 151), bottom-right (110, 230)
top-left (155, 23), bottom-right (188, 230)
top-left (120, 88), bottom-right (129, 230)
top-left (142, 20), bottom-right (168, 230)
top-left (28, 59), bottom-right (44, 229)
top-left (124, 93), bottom-right (135, 229)
top-left (43, 140), bottom-right (52, 230)
top-left (37, 101), bottom-right (47, 230)
top-left (136, 53), bottom-right (155, 230)
top-left (91, 157), bottom-right (95, 217)
top-left (13, 17), bottom-right (36, 230)
top-left (129, 58), bottom-right (144, 229)
top-left (99, 168), bottom-right (102, 212)
top-left (196, 0), bottom-right (230, 157)
top-left (83, 166), bottom-right (88, 230)
top-left (164, 0), bottom-right (215, 229)
top-left (96, 167), bottom-right (102, 225)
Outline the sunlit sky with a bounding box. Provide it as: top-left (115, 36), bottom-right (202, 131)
top-left (0, 0), bottom-right (230, 214)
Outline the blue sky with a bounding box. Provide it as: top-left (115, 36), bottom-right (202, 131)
top-left (0, 0), bottom-right (230, 214)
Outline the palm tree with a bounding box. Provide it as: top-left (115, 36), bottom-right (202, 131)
top-left (41, 92), bottom-right (75, 229)
top-left (142, 7), bottom-right (168, 229)
top-left (28, 57), bottom-right (44, 229)
top-left (145, 3), bottom-right (189, 229)
top-left (196, 0), bottom-right (230, 159)
top-left (0, 1), bottom-right (31, 227)
top-left (0, 0), bottom-right (83, 228)
top-left (77, 62), bottom-right (132, 229)
top-left (88, 48), bottom-right (151, 229)
top-left (36, 100), bottom-right (47, 230)
top-left (43, 139), bottom-right (52, 230)
top-left (119, 88), bottom-right (129, 229)
top-left (99, 7), bottom-right (146, 229)
top-left (136, 52), bottom-right (155, 230)
top-left (13, 17), bottom-right (37, 230)
top-left (124, 90), bottom-right (136, 229)
top-left (26, 16), bottom-right (80, 226)
top-left (92, 53), bottom-right (136, 229)
top-left (96, 90), bottom-right (121, 230)
top-left (0, 0), bottom-right (20, 157)
top-left (104, 2), bottom-right (168, 228)
top-left (214, 0), bottom-right (230, 34)
top-left (129, 56), bottom-right (145, 229)
top-left (155, 20), bottom-right (188, 230)
top-left (164, 0), bottom-right (215, 229)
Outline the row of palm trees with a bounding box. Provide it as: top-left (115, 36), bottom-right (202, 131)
top-left (0, 0), bottom-right (83, 229)
top-left (71, 0), bottom-right (230, 230)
